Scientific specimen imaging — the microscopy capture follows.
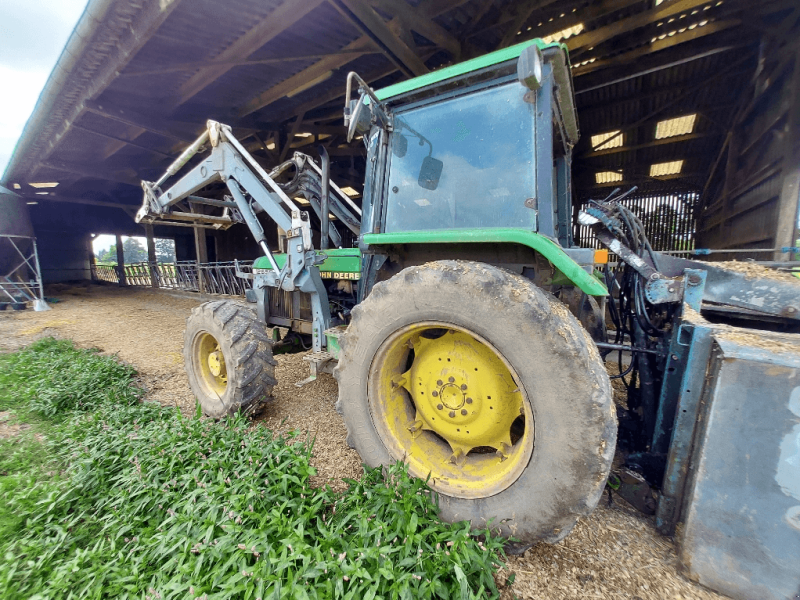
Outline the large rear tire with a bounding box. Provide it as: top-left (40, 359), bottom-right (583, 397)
top-left (184, 300), bottom-right (277, 418)
top-left (335, 261), bottom-right (616, 544)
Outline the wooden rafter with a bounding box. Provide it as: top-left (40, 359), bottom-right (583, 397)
top-left (577, 132), bottom-right (719, 159)
top-left (280, 113), bottom-right (306, 162)
top-left (71, 124), bottom-right (175, 158)
top-left (567, 0), bottom-right (721, 55)
top-left (331, 0), bottom-right (428, 77)
top-left (43, 160), bottom-right (141, 187)
top-left (83, 101), bottom-right (198, 144)
top-left (237, 0), bottom-right (470, 118)
top-left (583, 52), bottom-right (753, 152)
top-left (119, 50), bottom-right (378, 78)
top-left (370, 0), bottom-right (461, 57)
top-left (175, 0), bottom-right (325, 106)
top-left (573, 19), bottom-right (742, 76)
top-left (497, 0), bottom-right (554, 50)
top-left (27, 195), bottom-right (138, 212)
top-left (587, 172), bottom-right (703, 189)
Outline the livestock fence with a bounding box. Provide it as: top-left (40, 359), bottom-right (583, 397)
top-left (91, 261), bottom-right (253, 296)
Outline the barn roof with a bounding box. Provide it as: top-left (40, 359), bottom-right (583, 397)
top-left (2, 0), bottom-right (796, 225)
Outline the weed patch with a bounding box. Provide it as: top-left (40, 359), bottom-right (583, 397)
top-left (0, 338), bottom-right (504, 599)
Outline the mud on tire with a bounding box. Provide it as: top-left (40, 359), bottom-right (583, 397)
top-left (334, 260), bottom-right (616, 545)
top-left (184, 300), bottom-right (277, 418)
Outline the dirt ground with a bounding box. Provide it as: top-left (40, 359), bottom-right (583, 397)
top-left (0, 283), bottom-right (731, 600)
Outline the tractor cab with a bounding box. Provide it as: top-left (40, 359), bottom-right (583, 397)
top-left (346, 40), bottom-right (579, 248)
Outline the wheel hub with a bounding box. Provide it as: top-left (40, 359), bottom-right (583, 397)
top-left (374, 324), bottom-right (533, 498)
top-left (438, 382), bottom-right (464, 410)
top-left (194, 332), bottom-right (228, 396)
top-left (401, 331), bottom-right (523, 459)
top-left (207, 350), bottom-right (225, 377)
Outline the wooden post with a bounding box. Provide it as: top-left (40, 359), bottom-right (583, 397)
top-left (774, 50), bottom-right (800, 261)
top-left (144, 224), bottom-right (158, 288)
top-left (194, 227), bottom-right (208, 294)
top-left (115, 234), bottom-right (126, 286)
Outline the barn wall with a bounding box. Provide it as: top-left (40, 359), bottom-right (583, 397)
top-left (35, 229), bottom-right (92, 283)
top-left (697, 49), bottom-right (800, 260)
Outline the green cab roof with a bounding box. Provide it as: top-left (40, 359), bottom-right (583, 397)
top-left (374, 39), bottom-right (579, 144)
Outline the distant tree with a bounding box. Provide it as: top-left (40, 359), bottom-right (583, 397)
top-left (98, 244), bottom-right (117, 264)
top-left (122, 238), bottom-right (148, 263)
top-left (154, 238), bottom-right (176, 263)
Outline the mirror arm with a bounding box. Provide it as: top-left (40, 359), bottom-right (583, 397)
top-left (344, 71), bottom-right (390, 131)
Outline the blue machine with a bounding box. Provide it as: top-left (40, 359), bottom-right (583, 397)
top-left (583, 196), bottom-right (800, 600)
top-left (669, 329), bottom-right (800, 600)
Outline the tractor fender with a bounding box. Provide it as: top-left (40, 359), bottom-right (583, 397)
top-left (362, 228), bottom-right (608, 297)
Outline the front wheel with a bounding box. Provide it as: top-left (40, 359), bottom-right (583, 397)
top-left (335, 261), bottom-right (616, 545)
top-left (184, 300), bottom-right (276, 418)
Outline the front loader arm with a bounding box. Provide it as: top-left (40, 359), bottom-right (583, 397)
top-left (135, 120), bottom-right (333, 351)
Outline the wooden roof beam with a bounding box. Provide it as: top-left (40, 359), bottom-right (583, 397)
top-left (370, 0), bottom-right (461, 58)
top-left (497, 0), bottom-right (548, 50)
top-left (24, 195), bottom-right (138, 212)
top-left (583, 172), bottom-right (703, 189)
top-left (71, 123), bottom-right (175, 158)
top-left (43, 160), bottom-right (142, 187)
top-left (84, 100), bottom-right (199, 144)
top-left (332, 0), bottom-right (428, 77)
top-left (237, 0), bottom-right (470, 118)
top-left (175, 0), bottom-right (325, 106)
top-left (573, 19), bottom-right (741, 76)
top-left (577, 132), bottom-right (719, 158)
top-left (567, 0), bottom-right (723, 56)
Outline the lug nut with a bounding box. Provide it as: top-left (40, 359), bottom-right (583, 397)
top-left (449, 411), bottom-right (455, 418)
top-left (460, 384), bottom-right (467, 390)
top-left (448, 376), bottom-right (455, 383)
top-left (436, 404), bottom-right (443, 410)
top-left (460, 409), bottom-right (468, 416)
top-left (466, 397), bottom-right (473, 404)
top-left (437, 379), bottom-right (443, 386)
top-left (431, 391), bottom-right (438, 397)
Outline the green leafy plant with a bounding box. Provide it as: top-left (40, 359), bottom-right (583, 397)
top-left (0, 338), bottom-right (506, 599)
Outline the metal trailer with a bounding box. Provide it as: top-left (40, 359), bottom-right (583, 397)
top-left (134, 40), bottom-right (800, 600)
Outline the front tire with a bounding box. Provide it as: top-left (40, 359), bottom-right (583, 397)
top-left (184, 300), bottom-right (276, 418)
top-left (335, 261), bottom-right (616, 544)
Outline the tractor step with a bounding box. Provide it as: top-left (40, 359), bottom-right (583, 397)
top-left (295, 351), bottom-right (337, 387)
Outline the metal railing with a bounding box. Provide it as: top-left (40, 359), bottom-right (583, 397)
top-left (91, 261), bottom-right (253, 297)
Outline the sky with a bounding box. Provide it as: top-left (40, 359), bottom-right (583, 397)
top-left (0, 0), bottom-right (89, 176)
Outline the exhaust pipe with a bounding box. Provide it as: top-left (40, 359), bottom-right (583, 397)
top-left (319, 145), bottom-right (330, 250)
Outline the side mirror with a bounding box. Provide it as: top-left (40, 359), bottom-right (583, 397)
top-left (392, 133), bottom-right (408, 158)
top-left (347, 95), bottom-right (372, 142)
top-left (418, 156), bottom-right (443, 190)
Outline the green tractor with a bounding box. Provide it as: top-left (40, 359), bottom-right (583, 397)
top-left (137, 39), bottom-right (617, 548)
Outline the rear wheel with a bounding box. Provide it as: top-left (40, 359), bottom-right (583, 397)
top-left (184, 300), bottom-right (276, 418)
top-left (335, 261), bottom-right (616, 544)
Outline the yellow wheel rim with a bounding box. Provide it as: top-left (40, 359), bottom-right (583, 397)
top-left (368, 323), bottom-right (534, 499)
top-left (193, 332), bottom-right (228, 397)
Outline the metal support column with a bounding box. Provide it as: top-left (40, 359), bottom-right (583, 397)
top-left (144, 224), bottom-right (158, 288)
top-left (193, 227), bottom-right (208, 294)
top-left (115, 234), bottom-right (126, 286)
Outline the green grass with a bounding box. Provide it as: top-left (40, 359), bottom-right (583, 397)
top-left (0, 338), bottom-right (505, 599)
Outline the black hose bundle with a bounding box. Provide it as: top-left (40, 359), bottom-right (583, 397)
top-left (590, 192), bottom-right (672, 390)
